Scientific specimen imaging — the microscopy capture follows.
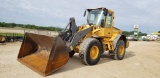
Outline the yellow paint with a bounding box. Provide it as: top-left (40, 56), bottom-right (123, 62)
top-left (70, 46), bottom-right (73, 51)
top-left (0, 36), bottom-right (5, 42)
top-left (90, 46), bottom-right (99, 60)
top-left (74, 45), bottom-right (80, 53)
top-left (102, 43), bottom-right (107, 51)
top-left (92, 28), bottom-right (101, 33)
top-left (110, 34), bottom-right (118, 41)
top-left (126, 41), bottom-right (129, 48)
top-left (107, 41), bottom-right (114, 50)
top-left (74, 8), bottom-right (129, 53)
top-left (152, 32), bottom-right (160, 35)
top-left (118, 45), bottom-right (124, 56)
top-left (78, 25), bottom-right (91, 32)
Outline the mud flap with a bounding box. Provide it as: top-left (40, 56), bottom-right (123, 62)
top-left (17, 33), bottom-right (69, 76)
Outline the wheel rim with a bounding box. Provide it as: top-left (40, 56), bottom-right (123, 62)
top-left (0, 37), bottom-right (5, 42)
top-left (1, 37), bottom-right (5, 41)
top-left (90, 46), bottom-right (99, 60)
top-left (118, 45), bottom-right (124, 56)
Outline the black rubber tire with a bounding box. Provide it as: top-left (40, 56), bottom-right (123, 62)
top-left (69, 51), bottom-right (75, 58)
top-left (111, 40), bottom-right (126, 60)
top-left (79, 38), bottom-right (102, 65)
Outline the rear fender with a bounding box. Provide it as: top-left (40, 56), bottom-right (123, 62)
top-left (113, 34), bottom-right (128, 49)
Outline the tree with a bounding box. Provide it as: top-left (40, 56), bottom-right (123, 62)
top-left (11, 23), bottom-right (16, 28)
top-left (138, 31), bottom-right (147, 36)
top-left (0, 22), bottom-right (63, 31)
top-left (122, 31), bottom-right (130, 36)
top-left (158, 31), bottom-right (160, 36)
top-left (122, 31), bottom-right (147, 37)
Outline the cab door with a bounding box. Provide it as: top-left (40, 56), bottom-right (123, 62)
top-left (104, 11), bottom-right (114, 37)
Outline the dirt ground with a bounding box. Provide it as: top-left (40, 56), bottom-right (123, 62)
top-left (0, 41), bottom-right (160, 78)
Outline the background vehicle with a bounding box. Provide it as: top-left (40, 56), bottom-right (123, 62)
top-left (0, 36), bottom-right (5, 43)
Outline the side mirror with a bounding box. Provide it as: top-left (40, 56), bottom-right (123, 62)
top-left (103, 9), bottom-right (108, 16)
top-left (84, 10), bottom-right (86, 17)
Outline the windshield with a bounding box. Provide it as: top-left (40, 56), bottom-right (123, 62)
top-left (87, 9), bottom-right (104, 26)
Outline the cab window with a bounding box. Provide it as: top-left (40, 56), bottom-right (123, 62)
top-left (106, 13), bottom-right (112, 28)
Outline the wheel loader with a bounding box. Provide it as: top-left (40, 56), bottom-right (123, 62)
top-left (17, 7), bottom-right (129, 76)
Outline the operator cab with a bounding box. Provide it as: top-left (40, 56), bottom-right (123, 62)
top-left (84, 7), bottom-right (113, 28)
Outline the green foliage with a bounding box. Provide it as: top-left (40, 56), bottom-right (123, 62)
top-left (138, 31), bottom-right (147, 36)
top-left (122, 31), bottom-right (147, 36)
top-left (122, 31), bottom-right (134, 36)
top-left (0, 33), bottom-right (24, 37)
top-left (0, 22), bottom-right (63, 31)
top-left (158, 31), bottom-right (160, 36)
top-left (122, 31), bottom-right (130, 36)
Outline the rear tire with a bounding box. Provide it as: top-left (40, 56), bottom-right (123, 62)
top-left (79, 38), bottom-right (102, 65)
top-left (69, 51), bottom-right (75, 57)
top-left (111, 40), bottom-right (125, 60)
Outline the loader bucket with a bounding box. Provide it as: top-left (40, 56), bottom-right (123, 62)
top-left (17, 33), bottom-right (69, 76)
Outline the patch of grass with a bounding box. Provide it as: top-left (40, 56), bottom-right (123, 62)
top-left (0, 33), bottom-right (24, 37)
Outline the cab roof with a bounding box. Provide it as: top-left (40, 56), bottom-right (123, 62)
top-left (87, 7), bottom-right (113, 12)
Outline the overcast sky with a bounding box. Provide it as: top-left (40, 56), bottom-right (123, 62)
top-left (0, 0), bottom-right (160, 34)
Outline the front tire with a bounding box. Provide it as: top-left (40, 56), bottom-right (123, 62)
top-left (111, 40), bottom-right (126, 60)
top-left (79, 38), bottom-right (102, 65)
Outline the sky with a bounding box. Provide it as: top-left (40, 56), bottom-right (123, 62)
top-left (0, 0), bottom-right (160, 34)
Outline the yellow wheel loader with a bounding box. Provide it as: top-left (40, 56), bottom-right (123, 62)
top-left (17, 7), bottom-right (129, 76)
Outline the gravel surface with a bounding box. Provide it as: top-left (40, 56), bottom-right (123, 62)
top-left (0, 41), bottom-right (160, 78)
